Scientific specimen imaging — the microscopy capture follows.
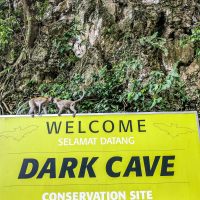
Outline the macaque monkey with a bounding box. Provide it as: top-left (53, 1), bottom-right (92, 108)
top-left (28, 97), bottom-right (53, 116)
top-left (53, 90), bottom-right (85, 117)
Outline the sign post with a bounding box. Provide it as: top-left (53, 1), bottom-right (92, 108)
top-left (0, 112), bottom-right (199, 200)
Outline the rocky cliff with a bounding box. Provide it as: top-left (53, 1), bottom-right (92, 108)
top-left (0, 0), bottom-right (199, 115)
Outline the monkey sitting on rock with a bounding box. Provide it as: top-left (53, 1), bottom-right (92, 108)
top-left (53, 90), bottom-right (85, 117)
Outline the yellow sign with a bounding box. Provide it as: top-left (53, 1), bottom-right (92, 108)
top-left (0, 112), bottom-right (199, 200)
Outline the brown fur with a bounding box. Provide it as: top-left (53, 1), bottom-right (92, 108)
top-left (53, 90), bottom-right (85, 117)
top-left (29, 97), bottom-right (53, 116)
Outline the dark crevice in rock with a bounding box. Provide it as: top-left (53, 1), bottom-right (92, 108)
top-left (183, 27), bottom-right (192, 35)
top-left (155, 11), bottom-right (166, 36)
top-left (168, 31), bottom-right (175, 39)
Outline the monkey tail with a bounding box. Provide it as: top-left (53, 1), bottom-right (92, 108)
top-left (74, 89), bottom-right (85, 103)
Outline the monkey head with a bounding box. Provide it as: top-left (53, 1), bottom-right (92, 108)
top-left (48, 97), bottom-right (54, 103)
top-left (53, 98), bottom-right (60, 103)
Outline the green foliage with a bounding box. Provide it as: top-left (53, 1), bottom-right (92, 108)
top-left (52, 20), bottom-right (82, 68)
top-left (38, 74), bottom-right (85, 114)
top-left (38, 58), bottom-right (189, 114)
top-left (26, 80), bottom-right (37, 87)
top-left (190, 26), bottom-right (200, 43)
top-left (103, 24), bottom-right (122, 40)
top-left (39, 82), bottom-right (70, 99)
top-left (38, 82), bottom-right (69, 114)
top-left (0, 17), bottom-right (18, 51)
top-left (126, 65), bottom-right (188, 111)
top-left (83, 61), bottom-right (188, 113)
top-left (36, 0), bottom-right (49, 21)
top-left (39, 73), bottom-right (84, 98)
top-left (139, 32), bottom-right (168, 56)
top-left (180, 24), bottom-right (200, 59)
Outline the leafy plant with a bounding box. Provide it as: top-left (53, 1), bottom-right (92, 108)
top-left (124, 64), bottom-right (188, 111)
top-left (81, 60), bottom-right (188, 113)
top-left (0, 17), bottom-right (18, 51)
top-left (36, 0), bottom-right (49, 21)
top-left (37, 55), bottom-right (189, 114)
top-left (139, 32), bottom-right (168, 56)
top-left (26, 80), bottom-right (37, 87)
top-left (52, 20), bottom-right (82, 68)
top-left (180, 23), bottom-right (200, 59)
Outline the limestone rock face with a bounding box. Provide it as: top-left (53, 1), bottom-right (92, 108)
top-left (180, 60), bottom-right (200, 100)
top-left (142, 0), bottom-right (160, 4)
top-left (32, 46), bottom-right (48, 62)
top-left (163, 41), bottom-right (194, 71)
top-left (0, 0), bottom-right (199, 113)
